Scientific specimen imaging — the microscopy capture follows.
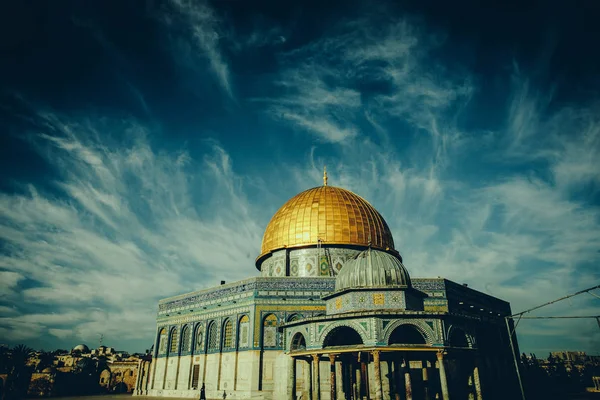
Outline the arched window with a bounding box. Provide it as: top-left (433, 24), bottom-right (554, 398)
top-left (238, 315), bottom-right (250, 349)
top-left (323, 326), bottom-right (363, 347)
top-left (290, 332), bottom-right (306, 351)
top-left (388, 324), bottom-right (426, 345)
top-left (449, 328), bottom-right (471, 348)
top-left (193, 325), bottom-right (204, 353)
top-left (223, 319), bottom-right (233, 349)
top-left (287, 314), bottom-right (302, 322)
top-left (262, 314), bottom-right (278, 348)
top-left (158, 328), bottom-right (167, 354)
top-left (181, 325), bottom-right (191, 352)
top-left (207, 322), bottom-right (219, 351)
top-left (169, 328), bottom-right (179, 353)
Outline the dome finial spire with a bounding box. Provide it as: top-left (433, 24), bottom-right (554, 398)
top-left (323, 166), bottom-right (328, 186)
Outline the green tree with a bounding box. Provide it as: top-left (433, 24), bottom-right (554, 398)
top-left (6, 344), bottom-right (34, 400)
top-left (0, 346), bottom-right (10, 374)
top-left (35, 352), bottom-right (55, 372)
top-left (28, 377), bottom-right (53, 397)
top-left (73, 357), bottom-right (106, 395)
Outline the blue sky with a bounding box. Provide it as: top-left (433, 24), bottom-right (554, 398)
top-left (0, 0), bottom-right (599, 355)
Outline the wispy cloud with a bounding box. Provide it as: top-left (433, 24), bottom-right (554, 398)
top-left (260, 14), bottom-right (600, 354)
top-left (263, 17), bottom-right (471, 146)
top-left (264, 65), bottom-right (362, 143)
top-left (0, 271), bottom-right (24, 299)
top-left (164, 0), bottom-right (233, 98)
top-left (1, 5), bottom-right (599, 356)
top-left (233, 26), bottom-right (286, 51)
top-left (0, 109), bottom-right (262, 349)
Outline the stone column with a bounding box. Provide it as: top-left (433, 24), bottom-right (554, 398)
top-left (355, 361), bottom-right (361, 400)
top-left (360, 352), bottom-right (368, 399)
top-left (329, 354), bottom-right (337, 400)
top-left (336, 360), bottom-right (344, 399)
top-left (388, 358), bottom-right (396, 400)
top-left (437, 351), bottom-right (450, 400)
top-left (403, 357), bottom-right (412, 400)
top-left (288, 356), bottom-right (297, 400)
top-left (305, 358), bottom-right (313, 400)
top-left (312, 354), bottom-right (321, 400)
top-left (423, 360), bottom-right (430, 400)
top-left (393, 359), bottom-right (402, 400)
top-left (372, 350), bottom-right (383, 400)
top-left (473, 359), bottom-right (483, 400)
top-left (348, 361), bottom-right (356, 400)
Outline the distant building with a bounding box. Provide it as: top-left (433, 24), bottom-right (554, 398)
top-left (551, 351), bottom-right (588, 363)
top-left (54, 354), bottom-right (82, 372)
top-left (71, 344), bottom-right (90, 354)
top-left (135, 181), bottom-right (522, 399)
top-left (92, 346), bottom-right (115, 357)
top-left (99, 360), bottom-right (139, 393)
top-left (28, 369), bottom-right (56, 397)
top-left (591, 376), bottom-right (600, 392)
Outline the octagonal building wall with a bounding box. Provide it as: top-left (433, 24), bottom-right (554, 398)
top-left (325, 289), bottom-right (424, 314)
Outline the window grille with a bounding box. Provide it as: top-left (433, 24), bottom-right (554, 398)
top-left (207, 322), bottom-right (218, 351)
top-left (169, 328), bottom-right (178, 353)
top-left (181, 325), bottom-right (191, 352)
top-left (223, 320), bottom-right (233, 349)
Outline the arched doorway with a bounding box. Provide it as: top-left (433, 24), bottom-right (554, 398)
top-left (388, 324), bottom-right (427, 345)
top-left (448, 327), bottom-right (474, 399)
top-left (323, 326), bottom-right (363, 347)
top-left (290, 332), bottom-right (306, 352)
top-left (448, 328), bottom-right (471, 348)
top-left (387, 325), bottom-right (428, 400)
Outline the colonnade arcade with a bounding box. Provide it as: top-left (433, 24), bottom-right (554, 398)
top-left (286, 326), bottom-right (484, 400)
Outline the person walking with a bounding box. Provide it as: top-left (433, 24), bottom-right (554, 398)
top-left (222, 389), bottom-right (227, 399)
top-left (199, 383), bottom-right (206, 400)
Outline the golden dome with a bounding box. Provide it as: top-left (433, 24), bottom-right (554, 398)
top-left (258, 186), bottom-right (395, 262)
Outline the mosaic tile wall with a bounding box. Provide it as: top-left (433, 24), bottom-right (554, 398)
top-left (412, 279), bottom-right (449, 312)
top-left (149, 254), bottom-right (516, 399)
top-left (158, 277), bottom-right (336, 315)
top-left (260, 247), bottom-right (361, 277)
top-left (155, 277), bottom-right (337, 359)
top-left (412, 278), bottom-right (511, 316)
top-left (325, 290), bottom-right (410, 314)
top-left (285, 314), bottom-right (444, 350)
top-left (156, 276), bottom-right (511, 360)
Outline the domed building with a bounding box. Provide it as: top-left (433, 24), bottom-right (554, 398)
top-left (71, 344), bottom-right (90, 353)
top-left (136, 175), bottom-right (520, 400)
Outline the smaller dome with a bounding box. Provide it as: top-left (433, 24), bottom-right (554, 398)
top-left (72, 344), bottom-right (89, 353)
top-left (335, 248), bottom-right (411, 291)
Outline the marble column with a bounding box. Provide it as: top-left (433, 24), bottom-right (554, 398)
top-left (304, 358), bottom-right (313, 400)
top-left (336, 360), bottom-right (344, 399)
top-left (312, 354), bottom-right (321, 400)
top-left (372, 350), bottom-right (383, 400)
top-left (473, 359), bottom-right (483, 400)
top-left (423, 360), bottom-right (430, 400)
top-left (360, 352), bottom-right (369, 399)
top-left (403, 357), bottom-right (412, 400)
top-left (437, 351), bottom-right (450, 400)
top-left (348, 361), bottom-right (356, 400)
top-left (288, 356), bottom-right (297, 400)
top-left (394, 356), bottom-right (406, 400)
top-left (355, 360), bottom-right (362, 400)
top-left (329, 354), bottom-right (337, 400)
top-left (389, 357), bottom-right (398, 400)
